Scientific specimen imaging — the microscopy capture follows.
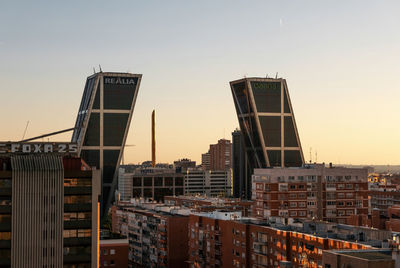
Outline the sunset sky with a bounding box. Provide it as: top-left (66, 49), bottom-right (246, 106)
top-left (1, 1), bottom-right (399, 165)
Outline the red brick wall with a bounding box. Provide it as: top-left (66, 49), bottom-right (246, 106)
top-left (100, 242), bottom-right (129, 268)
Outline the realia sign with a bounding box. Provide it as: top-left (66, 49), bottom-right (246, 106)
top-left (104, 77), bottom-right (136, 85)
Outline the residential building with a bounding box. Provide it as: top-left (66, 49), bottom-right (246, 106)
top-left (230, 77), bottom-right (304, 170)
top-left (202, 139), bottom-right (232, 171)
top-left (252, 164), bottom-right (369, 223)
top-left (0, 144), bottom-right (101, 267)
top-left (187, 212), bottom-right (383, 268)
top-left (71, 72), bottom-right (142, 214)
top-left (184, 169), bottom-right (232, 197)
top-left (370, 182), bottom-right (400, 216)
top-left (111, 200), bottom-right (189, 267)
top-left (100, 239), bottom-right (129, 268)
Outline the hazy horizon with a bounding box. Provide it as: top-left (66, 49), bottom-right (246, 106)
top-left (1, 1), bottom-right (399, 165)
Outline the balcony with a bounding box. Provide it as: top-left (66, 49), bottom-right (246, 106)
top-left (253, 239), bottom-right (268, 246)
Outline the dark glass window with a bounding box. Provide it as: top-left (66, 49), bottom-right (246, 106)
top-left (133, 177), bottom-right (142, 186)
top-left (175, 188), bottom-right (184, 196)
top-left (284, 116), bottom-right (298, 147)
top-left (165, 177), bottom-right (173, 186)
top-left (83, 113), bottom-right (100, 146)
top-left (103, 150), bottom-right (120, 184)
top-left (267, 150), bottom-right (281, 167)
top-left (64, 195), bottom-right (92, 204)
top-left (175, 177), bottom-right (183, 186)
top-left (259, 116), bottom-right (281, 147)
top-left (283, 87), bottom-right (290, 113)
top-left (154, 188), bottom-right (172, 201)
top-left (132, 189), bottom-right (141, 198)
top-left (103, 113), bottom-right (129, 146)
top-left (103, 76), bottom-right (138, 110)
top-left (232, 82), bottom-right (252, 114)
top-left (92, 84), bottom-right (100, 109)
top-left (72, 77), bottom-right (97, 142)
top-left (154, 177), bottom-right (163, 186)
top-left (80, 150), bottom-right (99, 169)
top-left (251, 82), bottom-right (281, 113)
top-left (284, 150), bottom-right (303, 167)
top-left (256, 149), bottom-right (267, 168)
top-left (144, 178), bottom-right (152, 187)
top-left (102, 186), bottom-right (111, 205)
top-left (144, 188), bottom-right (152, 198)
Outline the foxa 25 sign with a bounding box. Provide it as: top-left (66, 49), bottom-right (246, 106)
top-left (0, 143), bottom-right (78, 154)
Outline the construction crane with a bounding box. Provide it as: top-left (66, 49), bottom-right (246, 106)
top-left (22, 121), bottom-right (29, 140)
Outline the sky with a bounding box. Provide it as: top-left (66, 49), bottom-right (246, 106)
top-left (0, 1), bottom-right (399, 165)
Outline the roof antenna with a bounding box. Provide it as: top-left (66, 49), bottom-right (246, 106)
top-left (93, 67), bottom-right (96, 74)
top-left (275, 72), bottom-right (278, 79)
top-left (99, 65), bottom-right (103, 72)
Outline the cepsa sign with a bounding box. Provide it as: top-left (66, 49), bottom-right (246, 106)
top-left (0, 143), bottom-right (78, 154)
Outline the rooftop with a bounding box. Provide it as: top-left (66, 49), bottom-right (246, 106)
top-left (329, 249), bottom-right (393, 261)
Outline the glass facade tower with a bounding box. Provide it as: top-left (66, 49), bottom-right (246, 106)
top-left (72, 72), bottom-right (142, 215)
top-left (230, 77), bottom-right (304, 171)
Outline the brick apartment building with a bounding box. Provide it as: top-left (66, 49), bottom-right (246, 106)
top-left (202, 139), bottom-right (232, 171)
top-left (111, 201), bottom-right (190, 267)
top-left (370, 182), bottom-right (400, 216)
top-left (187, 212), bottom-right (380, 268)
top-left (252, 164), bottom-right (369, 223)
top-left (100, 239), bottom-right (129, 268)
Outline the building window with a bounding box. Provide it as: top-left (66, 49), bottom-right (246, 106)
top-left (110, 249), bottom-right (115, 255)
top-left (346, 184), bottom-right (353, 189)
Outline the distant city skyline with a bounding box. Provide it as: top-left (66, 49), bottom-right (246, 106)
top-left (0, 1), bottom-right (399, 165)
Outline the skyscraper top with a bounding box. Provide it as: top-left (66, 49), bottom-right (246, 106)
top-left (230, 77), bottom-right (304, 168)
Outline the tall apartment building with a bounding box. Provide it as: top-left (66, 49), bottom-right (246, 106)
top-left (184, 169), bottom-right (232, 197)
top-left (201, 139), bottom-right (232, 171)
top-left (111, 201), bottom-right (189, 268)
top-left (188, 212), bottom-right (379, 268)
top-left (252, 164), bottom-right (369, 223)
top-left (72, 72), bottom-right (142, 214)
top-left (0, 143), bottom-right (101, 267)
